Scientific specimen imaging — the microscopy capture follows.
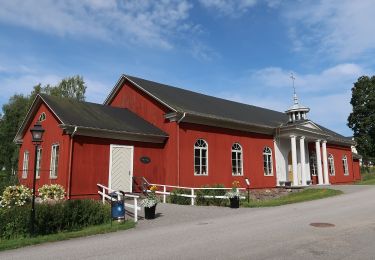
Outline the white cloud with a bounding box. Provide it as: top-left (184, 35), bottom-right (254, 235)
top-left (285, 0), bottom-right (375, 60)
top-left (199, 0), bottom-right (257, 16)
top-left (0, 0), bottom-right (193, 49)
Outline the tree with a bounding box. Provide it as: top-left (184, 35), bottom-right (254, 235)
top-left (348, 75), bottom-right (375, 160)
top-left (0, 75), bottom-right (86, 173)
top-left (44, 75), bottom-right (86, 101)
top-left (0, 94), bottom-right (30, 172)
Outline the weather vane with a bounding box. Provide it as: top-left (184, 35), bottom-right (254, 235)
top-left (290, 72), bottom-right (296, 95)
top-left (290, 72), bottom-right (298, 104)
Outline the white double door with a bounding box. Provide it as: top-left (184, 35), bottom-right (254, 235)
top-left (109, 145), bottom-right (133, 192)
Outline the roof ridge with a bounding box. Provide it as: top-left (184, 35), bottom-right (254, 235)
top-left (124, 74), bottom-right (286, 116)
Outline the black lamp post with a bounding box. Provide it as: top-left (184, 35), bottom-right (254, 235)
top-left (30, 121), bottom-right (44, 236)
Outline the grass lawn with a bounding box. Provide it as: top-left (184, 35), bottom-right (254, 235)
top-left (0, 220), bottom-right (135, 252)
top-left (241, 188), bottom-right (343, 208)
top-left (355, 173), bottom-right (375, 185)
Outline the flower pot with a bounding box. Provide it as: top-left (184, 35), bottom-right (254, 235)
top-left (144, 204), bottom-right (157, 219)
top-left (229, 197), bottom-right (240, 208)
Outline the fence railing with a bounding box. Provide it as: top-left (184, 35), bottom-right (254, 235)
top-left (148, 183), bottom-right (246, 206)
top-left (97, 183), bottom-right (141, 222)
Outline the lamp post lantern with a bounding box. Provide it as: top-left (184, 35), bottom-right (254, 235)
top-left (30, 121), bottom-right (44, 236)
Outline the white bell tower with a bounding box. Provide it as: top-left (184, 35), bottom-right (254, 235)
top-left (285, 73), bottom-right (310, 123)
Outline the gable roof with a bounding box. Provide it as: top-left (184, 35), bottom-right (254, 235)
top-left (14, 94), bottom-right (168, 144)
top-left (105, 74), bottom-right (289, 129)
top-left (104, 74), bottom-right (353, 145)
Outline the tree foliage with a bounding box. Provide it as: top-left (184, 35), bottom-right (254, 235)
top-left (348, 75), bottom-right (375, 159)
top-left (0, 75), bottom-right (86, 173)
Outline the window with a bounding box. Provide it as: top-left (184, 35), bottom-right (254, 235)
top-left (263, 147), bottom-right (273, 176)
top-left (309, 152), bottom-right (317, 176)
top-left (194, 139), bottom-right (208, 175)
top-left (36, 147), bottom-right (42, 178)
top-left (232, 143), bottom-right (243, 176)
top-left (22, 151), bottom-right (29, 179)
top-left (50, 144), bottom-right (60, 178)
top-left (38, 112), bottom-right (46, 122)
top-left (328, 154), bottom-right (335, 176)
top-left (342, 155), bottom-right (349, 176)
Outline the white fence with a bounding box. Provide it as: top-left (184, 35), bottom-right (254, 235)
top-left (148, 183), bottom-right (246, 205)
top-left (97, 183), bottom-right (141, 222)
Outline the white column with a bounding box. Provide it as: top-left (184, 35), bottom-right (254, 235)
top-left (299, 136), bottom-right (307, 186)
top-left (322, 140), bottom-right (330, 185)
top-left (315, 140), bottom-right (323, 184)
top-left (292, 113), bottom-right (295, 122)
top-left (290, 135), bottom-right (298, 186)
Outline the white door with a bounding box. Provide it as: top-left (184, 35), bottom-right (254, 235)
top-left (109, 145), bottom-right (133, 192)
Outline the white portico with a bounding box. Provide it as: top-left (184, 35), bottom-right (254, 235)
top-left (273, 90), bottom-right (331, 187)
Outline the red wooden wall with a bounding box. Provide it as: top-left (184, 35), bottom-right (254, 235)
top-left (178, 123), bottom-right (277, 188)
top-left (327, 144), bottom-right (355, 184)
top-left (18, 103), bottom-right (70, 192)
top-left (69, 136), bottom-right (165, 199)
top-left (109, 81), bottom-right (178, 186)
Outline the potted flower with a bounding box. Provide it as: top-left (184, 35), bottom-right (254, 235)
top-left (141, 185), bottom-right (159, 219)
top-left (226, 181), bottom-right (240, 208)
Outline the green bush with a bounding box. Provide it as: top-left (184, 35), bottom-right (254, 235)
top-left (0, 199), bottom-right (111, 239)
top-left (195, 184), bottom-right (227, 206)
top-left (168, 188), bottom-right (191, 205)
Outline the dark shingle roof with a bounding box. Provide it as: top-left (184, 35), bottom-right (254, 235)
top-left (41, 94), bottom-right (167, 137)
top-left (125, 75), bottom-right (289, 128)
top-left (123, 75), bottom-right (352, 143)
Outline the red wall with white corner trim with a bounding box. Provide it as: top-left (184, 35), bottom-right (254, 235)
top-left (18, 103), bottom-right (70, 193)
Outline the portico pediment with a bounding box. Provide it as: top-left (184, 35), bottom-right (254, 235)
top-left (276, 120), bottom-right (329, 140)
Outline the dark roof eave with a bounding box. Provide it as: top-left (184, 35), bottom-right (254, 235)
top-left (179, 112), bottom-right (276, 135)
top-left (61, 125), bottom-right (168, 144)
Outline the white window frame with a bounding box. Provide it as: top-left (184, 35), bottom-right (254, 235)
top-left (36, 147), bottom-right (42, 179)
top-left (232, 143), bottom-right (243, 176)
top-left (194, 139), bottom-right (208, 176)
top-left (263, 147), bottom-right (273, 176)
top-left (328, 154), bottom-right (335, 176)
top-left (50, 144), bottom-right (60, 179)
top-left (310, 152), bottom-right (317, 176)
top-left (342, 155), bottom-right (349, 176)
top-left (22, 151), bottom-right (29, 179)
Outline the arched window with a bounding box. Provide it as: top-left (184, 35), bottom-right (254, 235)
top-left (232, 143), bottom-right (243, 176)
top-left (194, 139), bottom-right (208, 175)
top-left (310, 152), bottom-right (317, 176)
top-left (328, 154), bottom-right (335, 176)
top-left (263, 147), bottom-right (273, 176)
top-left (342, 155), bottom-right (349, 176)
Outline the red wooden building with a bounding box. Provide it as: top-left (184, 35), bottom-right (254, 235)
top-left (15, 74), bottom-right (361, 198)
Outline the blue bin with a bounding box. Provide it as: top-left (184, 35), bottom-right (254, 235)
top-left (110, 192), bottom-right (125, 220)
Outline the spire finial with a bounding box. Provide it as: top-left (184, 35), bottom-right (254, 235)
top-left (290, 72), bottom-right (298, 104)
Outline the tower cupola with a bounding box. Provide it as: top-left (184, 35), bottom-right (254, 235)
top-left (285, 73), bottom-right (310, 123)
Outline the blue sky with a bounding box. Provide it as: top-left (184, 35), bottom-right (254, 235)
top-left (0, 0), bottom-right (374, 136)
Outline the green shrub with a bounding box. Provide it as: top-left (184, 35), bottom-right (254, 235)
top-left (169, 188), bottom-right (191, 205)
top-left (195, 184), bottom-right (227, 206)
top-left (0, 199), bottom-right (111, 239)
top-left (0, 205), bottom-right (30, 239)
